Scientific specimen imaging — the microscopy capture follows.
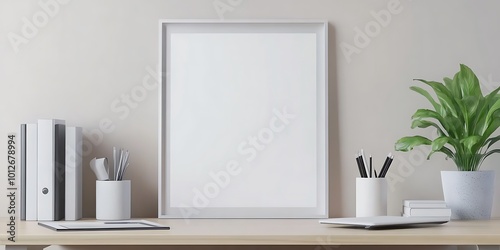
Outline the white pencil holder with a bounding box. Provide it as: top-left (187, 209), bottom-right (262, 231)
top-left (356, 178), bottom-right (387, 217)
top-left (96, 180), bottom-right (131, 220)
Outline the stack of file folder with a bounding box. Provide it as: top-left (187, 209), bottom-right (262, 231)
top-left (19, 119), bottom-right (83, 221)
top-left (402, 200), bottom-right (451, 217)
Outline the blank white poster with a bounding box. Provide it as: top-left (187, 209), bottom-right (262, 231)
top-left (168, 33), bottom-right (317, 208)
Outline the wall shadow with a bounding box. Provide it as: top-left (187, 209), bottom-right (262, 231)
top-left (327, 23), bottom-right (343, 217)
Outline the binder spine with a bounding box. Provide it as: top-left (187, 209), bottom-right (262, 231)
top-left (37, 119), bottom-right (65, 221)
top-left (54, 124), bottom-right (66, 220)
top-left (65, 127), bottom-right (82, 220)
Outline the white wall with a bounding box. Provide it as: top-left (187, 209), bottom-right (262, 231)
top-left (1, 0), bottom-right (500, 249)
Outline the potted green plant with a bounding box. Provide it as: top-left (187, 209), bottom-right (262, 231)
top-left (395, 64), bottom-right (500, 220)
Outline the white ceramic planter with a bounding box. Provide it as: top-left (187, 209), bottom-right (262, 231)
top-left (441, 170), bottom-right (495, 220)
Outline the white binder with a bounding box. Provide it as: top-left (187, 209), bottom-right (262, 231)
top-left (37, 119), bottom-right (66, 221)
top-left (65, 127), bottom-right (82, 220)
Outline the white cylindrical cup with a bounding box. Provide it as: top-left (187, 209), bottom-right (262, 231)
top-left (96, 180), bottom-right (131, 220)
top-left (356, 178), bottom-right (387, 217)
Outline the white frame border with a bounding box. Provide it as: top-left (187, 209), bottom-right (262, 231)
top-left (158, 20), bottom-right (328, 218)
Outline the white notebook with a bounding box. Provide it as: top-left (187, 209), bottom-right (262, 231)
top-left (38, 220), bottom-right (170, 231)
top-left (319, 216), bottom-right (449, 229)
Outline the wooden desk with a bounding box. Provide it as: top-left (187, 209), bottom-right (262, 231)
top-left (2, 219), bottom-right (500, 249)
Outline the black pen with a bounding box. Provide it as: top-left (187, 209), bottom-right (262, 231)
top-left (369, 155), bottom-right (372, 178)
top-left (358, 155), bottom-right (368, 178)
top-left (355, 154), bottom-right (364, 177)
top-left (379, 153), bottom-right (392, 178)
top-left (381, 155), bottom-right (394, 177)
top-left (360, 149), bottom-right (369, 178)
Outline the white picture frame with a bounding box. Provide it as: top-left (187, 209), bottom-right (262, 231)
top-left (158, 20), bottom-right (328, 218)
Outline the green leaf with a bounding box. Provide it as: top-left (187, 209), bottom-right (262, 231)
top-left (471, 98), bottom-right (489, 135)
top-left (462, 96), bottom-right (480, 115)
top-left (441, 114), bottom-right (463, 139)
top-left (411, 109), bottom-right (440, 120)
top-left (427, 136), bottom-right (451, 160)
top-left (414, 79), bottom-right (459, 118)
top-left (458, 96), bottom-right (480, 136)
top-left (440, 146), bottom-right (455, 158)
top-left (443, 77), bottom-right (462, 99)
top-left (485, 135), bottom-right (500, 150)
top-left (410, 119), bottom-right (446, 136)
top-left (481, 115), bottom-right (500, 142)
top-left (484, 98), bottom-right (500, 132)
top-left (411, 109), bottom-right (444, 126)
top-left (410, 86), bottom-right (443, 115)
top-left (454, 98), bottom-right (469, 133)
top-left (480, 149), bottom-right (500, 164)
top-left (460, 135), bottom-right (482, 152)
top-left (473, 86), bottom-right (500, 135)
top-left (431, 137), bottom-right (449, 152)
top-left (427, 145), bottom-right (455, 160)
top-left (411, 108), bottom-right (463, 139)
top-left (456, 64), bottom-right (482, 97)
top-left (395, 136), bottom-right (432, 152)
